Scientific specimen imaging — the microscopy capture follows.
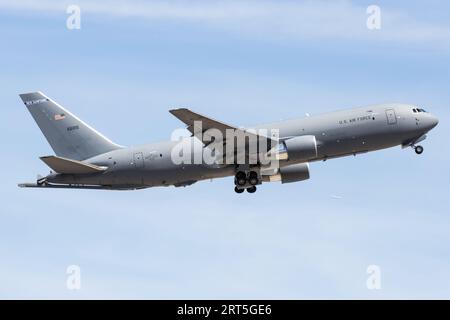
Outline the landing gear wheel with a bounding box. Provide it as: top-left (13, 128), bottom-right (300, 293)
top-left (248, 171), bottom-right (258, 185)
top-left (246, 186), bottom-right (257, 193)
top-left (235, 171), bottom-right (247, 186)
top-left (234, 186), bottom-right (244, 194)
top-left (415, 145), bottom-right (424, 155)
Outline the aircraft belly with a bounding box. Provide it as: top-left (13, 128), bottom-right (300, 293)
top-left (141, 164), bottom-right (234, 187)
top-left (314, 127), bottom-right (402, 160)
top-left (47, 172), bottom-right (111, 186)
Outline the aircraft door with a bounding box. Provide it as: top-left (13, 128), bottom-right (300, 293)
top-left (385, 109), bottom-right (397, 125)
top-left (133, 152), bottom-right (144, 168)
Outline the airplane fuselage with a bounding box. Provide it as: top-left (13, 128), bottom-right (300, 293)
top-left (45, 103), bottom-right (438, 190)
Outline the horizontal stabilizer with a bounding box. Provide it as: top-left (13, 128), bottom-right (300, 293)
top-left (40, 155), bottom-right (107, 174)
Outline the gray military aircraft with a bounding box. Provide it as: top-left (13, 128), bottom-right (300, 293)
top-left (18, 92), bottom-right (438, 193)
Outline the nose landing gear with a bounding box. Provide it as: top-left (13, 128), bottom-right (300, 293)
top-left (414, 145), bottom-right (424, 155)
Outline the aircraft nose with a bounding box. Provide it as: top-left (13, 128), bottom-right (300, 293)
top-left (430, 115), bottom-right (439, 128)
top-left (426, 114), bottom-right (439, 130)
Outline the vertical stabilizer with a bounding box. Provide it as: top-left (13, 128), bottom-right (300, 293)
top-left (20, 92), bottom-right (122, 160)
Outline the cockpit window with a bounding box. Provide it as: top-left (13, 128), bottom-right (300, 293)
top-left (412, 107), bottom-right (428, 113)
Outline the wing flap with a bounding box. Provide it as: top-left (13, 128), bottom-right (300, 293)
top-left (40, 155), bottom-right (107, 174)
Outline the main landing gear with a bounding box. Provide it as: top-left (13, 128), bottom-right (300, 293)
top-left (234, 185), bottom-right (257, 193)
top-left (235, 171), bottom-right (247, 187)
top-left (234, 170), bottom-right (259, 194)
top-left (414, 145), bottom-right (424, 155)
top-left (234, 186), bottom-right (245, 194)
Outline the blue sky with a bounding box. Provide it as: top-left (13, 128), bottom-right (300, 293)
top-left (1, 0), bottom-right (450, 299)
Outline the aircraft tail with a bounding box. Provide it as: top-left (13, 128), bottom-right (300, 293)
top-left (19, 92), bottom-right (122, 160)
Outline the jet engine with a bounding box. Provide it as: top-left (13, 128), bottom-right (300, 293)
top-left (262, 163), bottom-right (310, 184)
top-left (277, 135), bottom-right (318, 163)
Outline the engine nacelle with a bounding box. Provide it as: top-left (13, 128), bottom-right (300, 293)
top-left (279, 163), bottom-right (310, 183)
top-left (263, 163), bottom-right (310, 184)
top-left (278, 135), bottom-right (317, 163)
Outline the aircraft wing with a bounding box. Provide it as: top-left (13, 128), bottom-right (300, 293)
top-left (169, 108), bottom-right (277, 163)
top-left (169, 108), bottom-right (233, 137)
top-left (40, 155), bottom-right (107, 174)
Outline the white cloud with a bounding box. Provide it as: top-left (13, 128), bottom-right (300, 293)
top-left (1, 0), bottom-right (450, 45)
